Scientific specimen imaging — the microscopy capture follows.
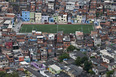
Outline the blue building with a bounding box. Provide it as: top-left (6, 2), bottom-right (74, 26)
top-left (86, 20), bottom-right (90, 24)
top-left (71, 20), bottom-right (74, 23)
top-left (24, 57), bottom-right (30, 63)
top-left (82, 16), bottom-right (86, 23)
top-left (22, 11), bottom-right (30, 22)
top-left (68, 17), bottom-right (71, 23)
top-left (49, 17), bottom-right (54, 23)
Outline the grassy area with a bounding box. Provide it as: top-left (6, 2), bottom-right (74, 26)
top-left (20, 24), bottom-right (93, 34)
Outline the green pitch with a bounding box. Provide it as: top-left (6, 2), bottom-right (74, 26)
top-left (20, 24), bottom-right (93, 34)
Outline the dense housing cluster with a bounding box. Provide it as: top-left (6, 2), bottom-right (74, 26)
top-left (0, 0), bottom-right (115, 77)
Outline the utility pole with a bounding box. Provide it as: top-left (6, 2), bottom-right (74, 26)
top-left (57, 13), bottom-right (58, 33)
top-left (57, 23), bottom-right (58, 33)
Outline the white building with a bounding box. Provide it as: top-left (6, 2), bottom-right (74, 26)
top-left (77, 15), bottom-right (82, 23)
top-left (35, 13), bottom-right (41, 23)
top-left (94, 38), bottom-right (101, 46)
top-left (48, 34), bottom-right (55, 40)
top-left (66, 2), bottom-right (75, 10)
top-left (48, 0), bottom-right (55, 10)
top-left (0, 55), bottom-right (9, 67)
top-left (100, 50), bottom-right (115, 58)
top-left (102, 55), bottom-right (113, 63)
top-left (58, 15), bottom-right (67, 23)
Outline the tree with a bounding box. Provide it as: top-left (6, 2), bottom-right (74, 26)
top-left (96, 13), bottom-right (99, 17)
top-left (0, 71), bottom-right (6, 77)
top-left (24, 70), bottom-right (28, 74)
top-left (89, 69), bottom-right (95, 75)
top-left (106, 70), bottom-right (114, 77)
top-left (58, 53), bottom-right (70, 62)
top-left (67, 45), bottom-right (79, 52)
top-left (97, 44), bottom-right (101, 47)
top-left (12, 71), bottom-right (19, 77)
top-left (0, 71), bottom-right (19, 77)
top-left (80, 57), bottom-right (88, 64)
top-left (83, 52), bottom-right (86, 55)
top-left (93, 46), bottom-right (97, 50)
top-left (4, 73), bottom-right (12, 77)
top-left (83, 61), bottom-right (92, 72)
top-left (75, 57), bottom-right (81, 66)
top-left (96, 12), bottom-right (103, 18)
top-left (75, 56), bottom-right (88, 66)
top-left (90, 56), bottom-right (95, 58)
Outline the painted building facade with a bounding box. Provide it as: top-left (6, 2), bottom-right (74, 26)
top-left (30, 12), bottom-right (35, 22)
top-left (22, 11), bottom-right (30, 22)
top-left (35, 13), bottom-right (41, 22)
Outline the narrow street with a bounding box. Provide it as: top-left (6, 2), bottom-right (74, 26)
top-left (25, 67), bottom-right (44, 77)
top-left (13, 20), bottom-right (22, 33)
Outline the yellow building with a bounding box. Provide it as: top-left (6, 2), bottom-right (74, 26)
top-left (77, 15), bottom-right (82, 23)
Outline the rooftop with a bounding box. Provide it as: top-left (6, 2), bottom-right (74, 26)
top-left (49, 64), bottom-right (61, 71)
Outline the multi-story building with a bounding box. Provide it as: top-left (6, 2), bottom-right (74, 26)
top-left (48, 0), bottom-right (55, 10)
top-left (30, 1), bottom-right (36, 12)
top-left (0, 54), bottom-right (9, 67)
top-left (58, 14), bottom-right (67, 23)
top-left (30, 12), bottom-right (35, 22)
top-left (66, 2), bottom-right (75, 10)
top-left (36, 0), bottom-right (42, 12)
top-left (41, 16), bottom-right (49, 23)
top-left (22, 11), bottom-right (30, 22)
top-left (35, 13), bottom-right (41, 23)
top-left (57, 31), bottom-right (63, 43)
top-left (77, 15), bottom-right (82, 23)
top-left (53, 15), bottom-right (58, 22)
top-left (6, 53), bottom-right (14, 67)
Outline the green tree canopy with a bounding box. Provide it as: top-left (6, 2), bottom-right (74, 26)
top-left (106, 70), bottom-right (114, 77)
top-left (80, 56), bottom-right (88, 64)
top-left (83, 61), bottom-right (92, 72)
top-left (89, 69), bottom-right (95, 75)
top-left (75, 57), bottom-right (81, 66)
top-left (58, 52), bottom-right (70, 62)
top-left (75, 56), bottom-right (88, 66)
top-left (0, 71), bottom-right (19, 77)
top-left (67, 45), bottom-right (79, 52)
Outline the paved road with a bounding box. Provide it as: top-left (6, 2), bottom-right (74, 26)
top-left (25, 67), bottom-right (45, 77)
top-left (13, 20), bottom-right (22, 33)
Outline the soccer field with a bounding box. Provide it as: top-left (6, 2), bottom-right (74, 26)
top-left (19, 24), bottom-right (93, 34)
